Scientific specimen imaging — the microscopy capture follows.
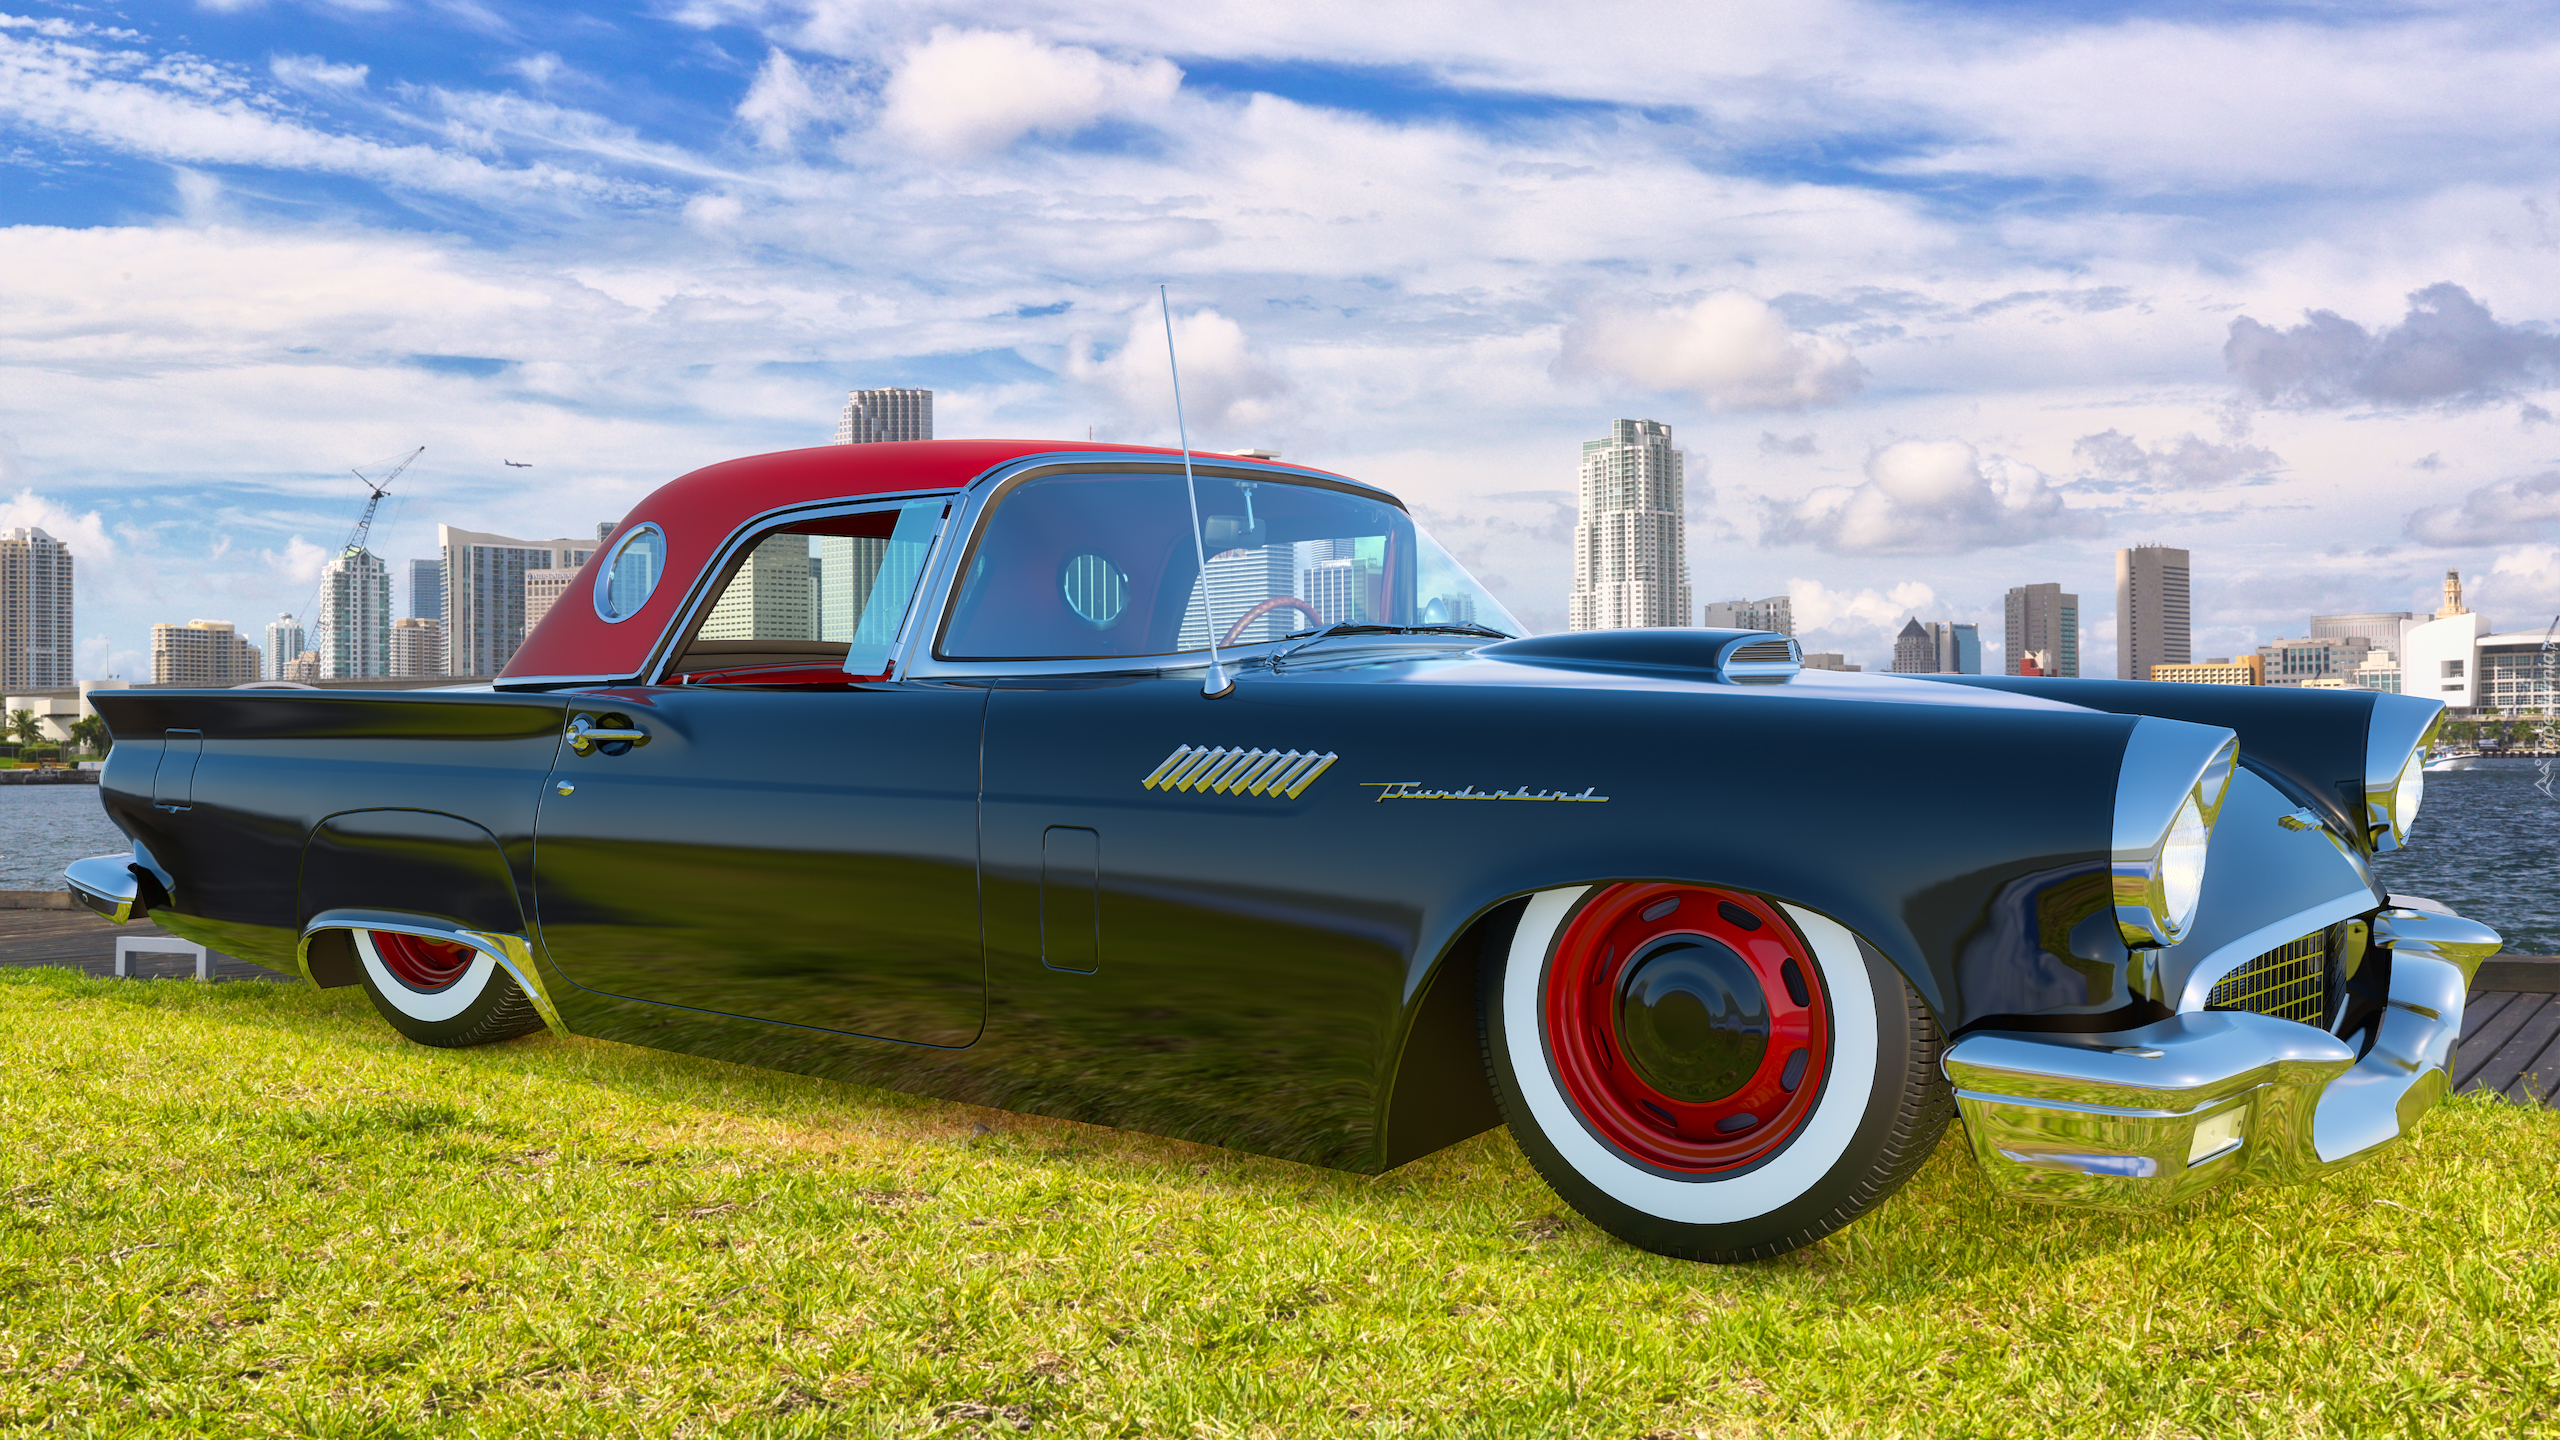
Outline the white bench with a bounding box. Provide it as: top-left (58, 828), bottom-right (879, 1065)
top-left (114, 934), bottom-right (209, 981)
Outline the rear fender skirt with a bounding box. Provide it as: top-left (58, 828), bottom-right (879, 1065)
top-left (298, 908), bottom-right (567, 1036)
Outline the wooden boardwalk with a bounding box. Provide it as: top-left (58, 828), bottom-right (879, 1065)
top-left (0, 900), bottom-right (2553, 1105)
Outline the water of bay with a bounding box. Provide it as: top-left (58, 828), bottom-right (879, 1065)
top-left (2370, 760), bottom-right (2560, 955)
top-left (0, 784), bottom-right (126, 890)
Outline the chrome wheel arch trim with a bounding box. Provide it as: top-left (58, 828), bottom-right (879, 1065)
top-left (298, 908), bottom-right (568, 1036)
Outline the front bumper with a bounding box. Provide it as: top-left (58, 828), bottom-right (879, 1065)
top-left (1944, 906), bottom-right (2500, 1208)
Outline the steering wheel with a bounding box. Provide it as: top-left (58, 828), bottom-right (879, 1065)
top-left (1221, 596), bottom-right (1326, 647)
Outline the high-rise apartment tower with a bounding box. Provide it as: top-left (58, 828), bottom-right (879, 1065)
top-left (2005, 583), bottom-right (2079, 677)
top-left (152, 619), bottom-right (262, 686)
top-left (314, 546), bottom-right (393, 680)
top-left (440, 526), bottom-right (604, 676)
top-left (835, 388), bottom-right (933, 445)
top-left (1569, 419), bottom-right (1692, 632)
top-left (2117, 544), bottom-right (2191, 681)
top-left (408, 558), bottom-right (444, 622)
top-left (0, 527), bottom-right (74, 692)
top-left (388, 617), bottom-right (445, 678)
top-left (261, 613), bottom-right (305, 681)
top-left (1701, 595), bottom-right (1792, 634)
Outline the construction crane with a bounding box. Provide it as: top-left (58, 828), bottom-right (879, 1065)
top-left (338, 446), bottom-right (422, 559)
top-left (287, 446), bottom-right (422, 654)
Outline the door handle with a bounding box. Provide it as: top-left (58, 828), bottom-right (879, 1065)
top-left (566, 714), bottom-right (649, 755)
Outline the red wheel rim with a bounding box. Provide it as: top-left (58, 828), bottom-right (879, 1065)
top-left (1543, 884), bottom-right (1830, 1172)
top-left (372, 931), bottom-right (476, 991)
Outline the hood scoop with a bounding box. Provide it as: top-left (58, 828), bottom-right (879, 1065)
top-left (1477, 629), bottom-right (1803, 684)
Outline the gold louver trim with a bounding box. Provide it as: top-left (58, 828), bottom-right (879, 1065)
top-left (2204, 931), bottom-right (2329, 1026)
top-left (1141, 745), bottom-right (1338, 799)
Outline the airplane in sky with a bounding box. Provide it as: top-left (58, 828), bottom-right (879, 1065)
top-left (503, 459), bottom-right (532, 467)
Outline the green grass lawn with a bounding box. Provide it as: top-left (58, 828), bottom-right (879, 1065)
top-left (2, 969), bottom-right (2555, 1438)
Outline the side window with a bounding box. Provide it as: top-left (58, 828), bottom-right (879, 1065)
top-left (666, 500), bottom-right (943, 683)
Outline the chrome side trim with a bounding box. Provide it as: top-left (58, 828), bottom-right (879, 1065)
top-left (298, 909), bottom-right (568, 1036)
top-left (64, 853), bottom-right (144, 924)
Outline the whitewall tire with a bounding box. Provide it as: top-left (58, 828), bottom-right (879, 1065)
top-left (352, 928), bottom-right (547, 1049)
top-left (1480, 884), bottom-right (1951, 1261)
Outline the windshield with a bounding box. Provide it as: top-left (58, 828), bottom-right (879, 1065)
top-left (939, 470), bottom-right (1520, 662)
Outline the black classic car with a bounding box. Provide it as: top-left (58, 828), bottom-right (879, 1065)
top-left (68, 440), bottom-right (2499, 1261)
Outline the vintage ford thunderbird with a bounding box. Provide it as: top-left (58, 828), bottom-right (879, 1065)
top-left (68, 440), bottom-right (2499, 1261)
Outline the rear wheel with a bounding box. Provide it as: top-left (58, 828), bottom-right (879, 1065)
top-left (352, 929), bottom-right (547, 1048)
top-left (1481, 884), bottom-right (1950, 1261)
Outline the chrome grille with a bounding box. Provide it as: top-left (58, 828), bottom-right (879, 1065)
top-left (2204, 931), bottom-right (2328, 1025)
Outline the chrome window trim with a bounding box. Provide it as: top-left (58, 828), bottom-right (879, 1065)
top-left (634, 488), bottom-right (961, 686)
top-left (591, 521), bottom-right (669, 624)
top-left (907, 457), bottom-right (1407, 676)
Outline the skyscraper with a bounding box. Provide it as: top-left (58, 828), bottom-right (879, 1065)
top-left (315, 546), bottom-right (392, 679)
top-left (262, 613), bottom-right (305, 681)
top-left (2116, 544), bottom-right (2191, 681)
top-left (2005, 583), bottom-right (2079, 677)
top-left (1927, 621), bottom-right (1981, 674)
top-left (0, 526), bottom-right (74, 692)
top-left (835, 388), bottom-right (933, 445)
top-left (408, 558), bottom-right (444, 622)
top-left (151, 619), bottom-right (262, 686)
top-left (523, 564), bottom-right (585, 632)
top-left (388, 617), bottom-right (444, 678)
top-left (440, 526), bottom-right (604, 676)
top-left (699, 534), bottom-right (812, 641)
top-left (1701, 595), bottom-right (1792, 634)
top-left (1569, 419), bottom-right (1691, 632)
top-left (1891, 618), bottom-right (1935, 673)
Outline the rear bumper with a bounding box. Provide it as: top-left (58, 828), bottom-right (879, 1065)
top-left (1944, 906), bottom-right (2500, 1208)
top-left (64, 853), bottom-right (144, 925)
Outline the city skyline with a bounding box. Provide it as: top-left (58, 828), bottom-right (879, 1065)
top-left (6, 3), bottom-right (2554, 683)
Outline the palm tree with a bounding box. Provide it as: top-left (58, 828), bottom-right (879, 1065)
top-left (6, 709), bottom-right (39, 749)
top-left (68, 715), bottom-right (109, 757)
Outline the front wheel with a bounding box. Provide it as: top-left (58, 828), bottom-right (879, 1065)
top-left (352, 929), bottom-right (548, 1049)
top-left (1481, 884), bottom-right (1950, 1261)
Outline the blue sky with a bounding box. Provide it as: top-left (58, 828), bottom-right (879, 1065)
top-left (5, 0), bottom-right (2560, 675)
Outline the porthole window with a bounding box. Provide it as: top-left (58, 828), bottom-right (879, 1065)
top-left (1060, 549), bottom-right (1129, 629)
top-left (594, 522), bottom-right (666, 623)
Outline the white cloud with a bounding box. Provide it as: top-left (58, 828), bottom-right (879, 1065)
top-left (1760, 439), bottom-right (2101, 555)
top-left (2472, 544), bottom-right (2560, 617)
top-left (268, 54), bottom-right (369, 90)
top-left (1787, 576), bottom-right (1937, 633)
top-left (2408, 472), bottom-right (2560, 546)
top-left (0, 487), bottom-right (117, 562)
top-left (877, 28), bottom-right (1180, 159)
top-left (2074, 429), bottom-right (2283, 490)
top-left (267, 536), bottom-right (330, 587)
top-left (736, 48), bottom-right (826, 151)
top-left (1063, 304), bottom-right (1290, 442)
top-left (1561, 291), bottom-right (1864, 411)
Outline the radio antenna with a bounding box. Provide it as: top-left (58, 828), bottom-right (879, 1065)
top-left (1162, 284), bottom-right (1233, 699)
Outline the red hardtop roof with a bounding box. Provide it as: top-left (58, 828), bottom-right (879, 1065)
top-left (500, 438), bottom-right (1356, 681)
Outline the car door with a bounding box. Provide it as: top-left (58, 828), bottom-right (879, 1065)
top-left (531, 499), bottom-right (986, 1047)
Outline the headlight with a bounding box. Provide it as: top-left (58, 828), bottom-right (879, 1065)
top-left (2158, 792), bottom-right (2212, 938)
top-left (2113, 718), bottom-right (2240, 950)
top-left (2364, 695), bottom-right (2442, 853)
